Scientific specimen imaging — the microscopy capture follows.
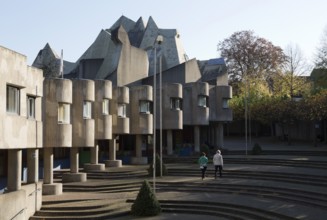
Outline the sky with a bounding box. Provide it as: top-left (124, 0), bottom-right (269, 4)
top-left (1, 0), bottom-right (327, 68)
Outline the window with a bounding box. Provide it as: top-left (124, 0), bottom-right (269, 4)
top-left (6, 85), bottom-right (20, 114)
top-left (58, 103), bottom-right (70, 124)
top-left (170, 98), bottom-right (182, 110)
top-left (83, 101), bottom-right (92, 119)
top-left (222, 98), bottom-right (229, 109)
top-left (198, 95), bottom-right (208, 107)
top-left (102, 99), bottom-right (109, 115)
top-left (27, 96), bottom-right (35, 119)
top-left (139, 100), bottom-right (150, 114)
top-left (118, 103), bottom-right (126, 118)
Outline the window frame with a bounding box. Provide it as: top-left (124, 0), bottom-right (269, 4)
top-left (198, 95), bottom-right (208, 108)
top-left (83, 101), bottom-right (92, 119)
top-left (170, 97), bottom-right (182, 111)
top-left (6, 85), bottom-right (20, 115)
top-left (117, 103), bottom-right (127, 118)
top-left (58, 102), bottom-right (70, 124)
top-left (27, 96), bottom-right (36, 119)
top-left (139, 100), bottom-right (151, 114)
top-left (102, 99), bottom-right (110, 115)
top-left (222, 98), bottom-right (229, 109)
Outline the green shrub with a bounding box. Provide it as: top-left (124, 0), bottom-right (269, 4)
top-left (148, 153), bottom-right (168, 176)
top-left (252, 143), bottom-right (262, 155)
top-left (131, 180), bottom-right (161, 216)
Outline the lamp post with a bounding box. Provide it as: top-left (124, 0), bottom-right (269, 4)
top-left (153, 35), bottom-right (163, 193)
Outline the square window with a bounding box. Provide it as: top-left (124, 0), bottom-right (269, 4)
top-left (118, 103), bottom-right (126, 118)
top-left (6, 85), bottom-right (20, 114)
top-left (139, 100), bottom-right (150, 114)
top-left (170, 98), bottom-right (182, 110)
top-left (198, 95), bottom-right (208, 107)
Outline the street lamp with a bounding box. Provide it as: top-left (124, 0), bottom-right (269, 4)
top-left (153, 35), bottom-right (163, 193)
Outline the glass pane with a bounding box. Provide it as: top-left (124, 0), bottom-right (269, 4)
top-left (118, 104), bottom-right (126, 117)
top-left (102, 99), bottom-right (109, 115)
top-left (6, 86), bottom-right (19, 114)
top-left (83, 101), bottom-right (92, 119)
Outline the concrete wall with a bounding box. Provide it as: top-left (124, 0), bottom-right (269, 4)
top-left (183, 82), bottom-right (209, 125)
top-left (111, 86), bottom-right (130, 134)
top-left (0, 46), bottom-right (43, 150)
top-left (130, 85), bottom-right (153, 134)
top-left (72, 79), bottom-right (95, 147)
top-left (94, 80), bottom-right (112, 140)
top-left (161, 83), bottom-right (183, 129)
top-left (209, 85), bottom-right (233, 122)
top-left (116, 26), bottom-right (149, 87)
top-left (43, 78), bottom-right (72, 148)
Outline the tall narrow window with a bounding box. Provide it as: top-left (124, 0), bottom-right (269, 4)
top-left (102, 99), bottom-right (109, 115)
top-left (222, 98), bottom-right (229, 109)
top-left (170, 98), bottom-right (182, 110)
top-left (27, 96), bottom-right (35, 119)
top-left (6, 85), bottom-right (20, 114)
top-left (117, 103), bottom-right (126, 118)
top-left (139, 100), bottom-right (150, 114)
top-left (198, 95), bottom-right (208, 107)
top-left (83, 101), bottom-right (92, 119)
top-left (58, 103), bottom-right (70, 124)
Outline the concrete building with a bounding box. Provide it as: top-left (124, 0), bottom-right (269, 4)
top-left (0, 15), bottom-right (232, 219)
top-left (0, 45), bottom-right (43, 220)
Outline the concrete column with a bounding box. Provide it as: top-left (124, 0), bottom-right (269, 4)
top-left (109, 138), bottom-right (116, 160)
top-left (105, 137), bottom-right (122, 167)
top-left (167, 130), bottom-right (173, 155)
top-left (135, 135), bottom-right (142, 158)
top-left (215, 123), bottom-right (224, 148)
top-left (70, 147), bottom-right (79, 173)
top-left (194, 126), bottom-right (200, 152)
top-left (43, 148), bottom-right (53, 184)
top-left (90, 144), bottom-right (98, 164)
top-left (27, 149), bottom-right (39, 183)
top-left (7, 149), bottom-right (22, 191)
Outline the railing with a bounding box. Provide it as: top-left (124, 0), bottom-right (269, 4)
top-left (10, 208), bottom-right (26, 220)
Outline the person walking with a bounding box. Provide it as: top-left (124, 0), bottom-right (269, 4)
top-left (213, 150), bottom-right (224, 178)
top-left (198, 152), bottom-right (208, 180)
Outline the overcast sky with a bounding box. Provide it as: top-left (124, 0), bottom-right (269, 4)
top-left (1, 0), bottom-right (327, 68)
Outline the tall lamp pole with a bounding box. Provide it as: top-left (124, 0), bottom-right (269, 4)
top-left (153, 35), bottom-right (163, 193)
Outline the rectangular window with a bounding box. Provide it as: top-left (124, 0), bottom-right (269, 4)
top-left (223, 98), bottom-right (229, 109)
top-left (83, 101), bottom-right (92, 119)
top-left (58, 103), bottom-right (70, 124)
top-left (198, 95), bottom-right (208, 107)
top-left (102, 99), bottom-right (109, 115)
top-left (6, 85), bottom-right (20, 114)
top-left (170, 98), bottom-right (182, 110)
top-left (139, 100), bottom-right (150, 114)
top-left (27, 96), bottom-right (35, 119)
top-left (118, 103), bottom-right (126, 118)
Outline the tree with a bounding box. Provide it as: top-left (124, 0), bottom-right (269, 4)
top-left (315, 26), bottom-right (327, 68)
top-left (273, 43), bottom-right (312, 98)
top-left (217, 30), bottom-right (286, 86)
top-left (131, 180), bottom-right (161, 216)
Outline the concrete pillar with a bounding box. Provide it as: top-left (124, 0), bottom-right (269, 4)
top-left (27, 148), bottom-right (39, 183)
top-left (215, 123), bottom-right (224, 148)
top-left (70, 147), bottom-right (79, 173)
top-left (90, 144), bottom-right (98, 164)
top-left (7, 149), bottom-right (22, 191)
top-left (167, 130), bottom-right (173, 155)
top-left (43, 148), bottom-right (53, 184)
top-left (109, 138), bottom-right (116, 160)
top-left (105, 137), bottom-right (122, 167)
top-left (135, 135), bottom-right (142, 158)
top-left (194, 126), bottom-right (200, 153)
